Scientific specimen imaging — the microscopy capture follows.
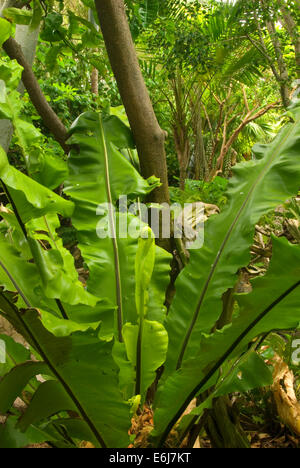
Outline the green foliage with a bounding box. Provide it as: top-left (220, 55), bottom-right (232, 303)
top-left (0, 0), bottom-right (300, 450)
top-left (40, 12), bottom-right (66, 42)
top-left (64, 110), bottom-right (167, 339)
top-left (0, 98), bottom-right (299, 447)
top-left (121, 233), bottom-right (168, 399)
top-left (0, 59), bottom-right (68, 189)
top-left (152, 237), bottom-right (300, 445)
top-left (125, 0), bottom-right (161, 38)
top-left (0, 147), bottom-right (72, 221)
top-left (169, 177), bottom-right (228, 207)
top-left (0, 18), bottom-right (11, 47)
top-left (2, 8), bottom-right (33, 26)
top-left (164, 101), bottom-right (300, 376)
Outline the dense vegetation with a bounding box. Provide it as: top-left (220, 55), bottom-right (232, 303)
top-left (0, 0), bottom-right (299, 449)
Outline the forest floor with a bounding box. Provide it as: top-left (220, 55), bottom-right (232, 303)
top-left (200, 424), bottom-right (300, 448)
top-left (25, 426), bottom-right (300, 449)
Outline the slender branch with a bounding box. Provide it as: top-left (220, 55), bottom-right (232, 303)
top-left (2, 37), bottom-right (69, 153)
top-left (242, 85), bottom-right (249, 113)
top-left (259, 1), bottom-right (291, 107)
top-left (215, 101), bottom-right (279, 172)
top-left (201, 103), bottom-right (213, 135)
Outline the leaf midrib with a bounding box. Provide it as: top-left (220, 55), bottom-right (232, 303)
top-left (98, 116), bottom-right (123, 342)
top-left (176, 113), bottom-right (300, 368)
top-left (159, 279), bottom-right (300, 447)
top-left (0, 292), bottom-right (107, 448)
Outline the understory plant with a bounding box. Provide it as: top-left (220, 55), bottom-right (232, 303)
top-left (0, 53), bottom-right (300, 447)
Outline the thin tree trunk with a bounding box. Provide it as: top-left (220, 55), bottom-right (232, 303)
top-left (94, 0), bottom-right (169, 204)
top-left (174, 126), bottom-right (189, 191)
top-left (179, 164), bottom-right (187, 191)
top-left (252, 7), bottom-right (290, 108)
top-left (193, 101), bottom-right (207, 180)
top-left (89, 8), bottom-right (99, 97)
top-left (2, 37), bottom-right (69, 152)
top-left (261, 2), bottom-right (291, 107)
top-left (171, 74), bottom-right (191, 189)
top-left (1, 1), bottom-right (69, 152)
top-left (91, 67), bottom-right (99, 96)
top-left (267, 20), bottom-right (290, 107)
top-left (280, 3), bottom-right (300, 79)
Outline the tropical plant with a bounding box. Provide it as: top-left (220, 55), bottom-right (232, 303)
top-left (0, 35), bottom-right (300, 445)
top-left (137, 0), bottom-right (282, 186)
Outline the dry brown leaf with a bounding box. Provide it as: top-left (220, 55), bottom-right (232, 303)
top-left (79, 441), bottom-right (95, 448)
top-left (272, 354), bottom-right (300, 436)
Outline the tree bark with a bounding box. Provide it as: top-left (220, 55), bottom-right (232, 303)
top-left (193, 110), bottom-right (207, 181)
top-left (173, 124), bottom-right (190, 190)
top-left (94, 0), bottom-right (169, 204)
top-left (251, 6), bottom-right (290, 108)
top-left (91, 67), bottom-right (99, 96)
top-left (89, 8), bottom-right (99, 97)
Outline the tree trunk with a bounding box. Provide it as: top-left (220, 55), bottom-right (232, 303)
top-left (174, 126), bottom-right (189, 191)
top-left (179, 163), bottom-right (187, 191)
top-left (89, 8), bottom-right (99, 97)
top-left (261, 1), bottom-right (291, 107)
top-left (94, 0), bottom-right (169, 204)
top-left (91, 67), bottom-right (99, 96)
top-left (280, 3), bottom-right (300, 79)
top-left (193, 108), bottom-right (208, 180)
